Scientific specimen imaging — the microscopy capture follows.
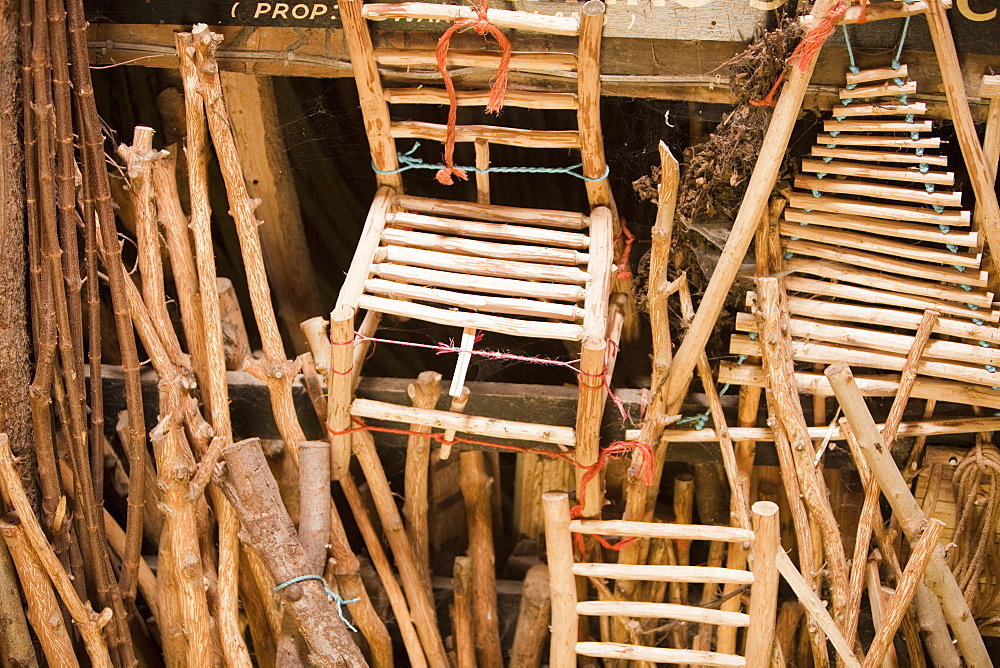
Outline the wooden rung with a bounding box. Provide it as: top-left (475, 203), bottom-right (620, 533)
top-left (382, 228), bottom-right (589, 266)
top-left (833, 101), bottom-right (927, 118)
top-left (787, 192), bottom-right (969, 226)
top-left (782, 295), bottom-right (1000, 342)
top-left (391, 121), bottom-right (580, 149)
top-left (777, 221), bottom-right (981, 268)
top-left (782, 238), bottom-right (988, 287)
top-left (816, 133), bottom-right (941, 149)
top-left (822, 119), bottom-right (932, 133)
top-left (981, 74), bottom-right (1000, 99)
top-left (731, 335), bottom-right (1000, 388)
top-left (389, 212), bottom-right (591, 249)
top-left (576, 601), bottom-right (751, 627)
top-left (385, 88), bottom-right (578, 110)
top-left (783, 209), bottom-right (976, 246)
top-left (395, 195), bottom-right (588, 229)
top-left (734, 313), bottom-right (1000, 368)
top-left (358, 294), bottom-right (583, 340)
top-left (794, 175), bottom-right (962, 207)
top-left (839, 80), bottom-right (917, 100)
top-left (811, 145), bottom-right (948, 166)
top-left (373, 262), bottom-right (587, 302)
top-left (783, 259), bottom-right (995, 309)
top-left (361, 3), bottom-right (580, 36)
top-left (575, 643), bottom-right (745, 667)
top-left (568, 519), bottom-right (754, 543)
top-left (381, 245), bottom-right (588, 284)
top-left (572, 563), bottom-right (755, 585)
top-left (351, 398), bottom-right (578, 446)
top-left (799, 158), bottom-right (954, 186)
top-left (364, 278), bottom-right (585, 321)
top-left (374, 48), bottom-right (577, 73)
top-left (845, 65), bottom-right (908, 86)
top-left (718, 363), bottom-right (1000, 411)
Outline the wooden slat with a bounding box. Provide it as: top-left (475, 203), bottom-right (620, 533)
top-left (783, 259), bottom-right (994, 308)
top-left (385, 87), bottom-right (578, 110)
top-left (783, 208), bottom-right (976, 246)
top-left (787, 192), bottom-right (969, 225)
top-left (823, 119), bottom-right (932, 133)
top-left (799, 158), bottom-right (954, 186)
top-left (783, 238), bottom-right (987, 287)
top-left (731, 336), bottom-right (1000, 387)
top-left (395, 195), bottom-right (587, 229)
top-left (734, 313), bottom-right (1000, 367)
top-left (391, 121), bottom-right (580, 149)
top-left (839, 80), bottom-right (917, 100)
top-left (382, 228), bottom-right (589, 265)
top-left (389, 212), bottom-right (590, 249)
top-left (364, 278), bottom-right (585, 321)
top-left (382, 245), bottom-right (588, 284)
top-left (845, 65), bottom-right (908, 86)
top-left (782, 295), bottom-right (1000, 341)
top-left (373, 48), bottom-right (577, 73)
top-left (576, 601), bottom-right (751, 627)
top-left (811, 145), bottom-right (948, 166)
top-left (816, 133), bottom-right (941, 149)
top-left (351, 398), bottom-right (578, 446)
top-left (568, 519), bottom-right (754, 543)
top-left (833, 102), bottom-right (927, 118)
top-left (575, 642), bottom-right (745, 666)
top-left (777, 221), bottom-right (981, 267)
top-left (361, 3), bottom-right (580, 35)
top-left (571, 562), bottom-right (755, 585)
top-left (372, 262), bottom-right (586, 302)
top-left (358, 294), bottom-right (583, 340)
top-left (794, 175), bottom-right (962, 207)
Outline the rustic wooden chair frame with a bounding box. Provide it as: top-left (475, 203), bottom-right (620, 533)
top-left (542, 490), bottom-right (781, 667)
top-left (329, 0), bottom-right (621, 514)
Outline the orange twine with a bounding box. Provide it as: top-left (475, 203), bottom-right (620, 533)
top-left (435, 0), bottom-right (511, 184)
top-left (614, 218), bottom-right (634, 280)
top-left (751, 0), bottom-right (849, 108)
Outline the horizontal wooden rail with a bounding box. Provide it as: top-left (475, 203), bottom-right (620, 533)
top-left (575, 601), bottom-right (750, 627)
top-left (575, 642), bottom-right (745, 666)
top-left (571, 563), bottom-right (755, 585)
top-left (382, 228), bottom-right (589, 265)
top-left (839, 80), bottom-right (917, 100)
top-left (787, 192), bottom-right (970, 225)
top-left (811, 144), bottom-right (948, 165)
top-left (373, 262), bottom-right (586, 302)
top-left (395, 195), bottom-right (588, 229)
top-left (391, 120), bottom-right (581, 149)
top-left (794, 175), bottom-right (961, 207)
top-left (783, 208), bottom-right (971, 244)
top-left (834, 101), bottom-right (927, 117)
top-left (388, 212), bottom-right (590, 249)
top-left (844, 65), bottom-right (909, 86)
top-left (568, 519), bottom-right (754, 543)
top-left (374, 48), bottom-right (577, 73)
top-left (385, 87), bottom-right (578, 110)
top-left (778, 221), bottom-right (980, 266)
top-left (798, 159), bottom-right (954, 186)
top-left (380, 245), bottom-right (589, 283)
top-left (361, 3), bottom-right (581, 36)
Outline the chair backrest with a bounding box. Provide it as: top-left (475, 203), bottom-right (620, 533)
top-left (542, 491), bottom-right (780, 667)
top-left (339, 0), bottom-right (614, 211)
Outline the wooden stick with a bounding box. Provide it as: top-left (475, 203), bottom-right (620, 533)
top-left (396, 195), bottom-right (587, 229)
top-left (794, 175), bottom-right (960, 208)
top-left (574, 642), bottom-right (749, 665)
top-left (671, 473), bottom-right (694, 606)
top-left (352, 426), bottom-right (449, 665)
top-left (864, 557), bottom-right (898, 668)
top-left (214, 437), bottom-right (366, 667)
top-left (383, 228), bottom-right (589, 266)
top-left (0, 519), bottom-right (71, 668)
top-left (824, 362), bottom-right (992, 667)
top-left (575, 336), bottom-right (607, 518)
top-left (374, 262), bottom-right (586, 302)
top-left (217, 277), bottom-right (250, 370)
top-left (542, 491), bottom-right (578, 668)
top-left (450, 328), bottom-right (478, 398)
top-left (786, 192), bottom-right (969, 226)
top-left (509, 564), bottom-right (551, 668)
top-left (451, 556), bottom-right (477, 668)
top-left (0, 434), bottom-right (112, 667)
top-left (439, 385), bottom-right (470, 460)
top-left (798, 158), bottom-right (953, 186)
top-left (826, 102), bottom-right (928, 119)
top-left (745, 500), bottom-right (780, 667)
top-left (362, 2), bottom-right (580, 35)
top-left (863, 520), bottom-right (945, 668)
top-left (389, 211), bottom-right (590, 249)
top-left (404, 370), bottom-right (441, 598)
top-left (373, 48), bottom-right (577, 73)
top-left (391, 120), bottom-right (580, 150)
top-left (461, 448), bottom-right (503, 667)
top-left (777, 222), bottom-right (979, 267)
top-left (775, 550), bottom-right (861, 668)
top-left (577, 0), bottom-right (613, 210)
top-left (300, 316), bottom-right (330, 375)
top-left (298, 441), bottom-right (331, 575)
top-left (883, 310), bottom-right (939, 443)
top-left (380, 244), bottom-right (588, 285)
top-left (328, 305), bottom-right (355, 479)
top-left (811, 145), bottom-right (946, 165)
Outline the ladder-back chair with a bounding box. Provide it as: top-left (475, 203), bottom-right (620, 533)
top-left (329, 0), bottom-right (619, 514)
top-left (542, 491), bottom-right (781, 666)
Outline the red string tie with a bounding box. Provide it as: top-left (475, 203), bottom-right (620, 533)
top-left (614, 219), bottom-right (634, 280)
top-left (435, 0), bottom-right (511, 185)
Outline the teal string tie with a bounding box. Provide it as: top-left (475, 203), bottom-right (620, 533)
top-left (800, 221), bottom-right (809, 226)
top-left (816, 172), bottom-right (827, 179)
top-left (916, 148), bottom-right (925, 156)
top-left (372, 142), bottom-right (610, 182)
top-left (790, 236), bottom-right (801, 241)
top-left (812, 190), bottom-right (822, 198)
top-left (925, 183), bottom-right (935, 193)
top-left (919, 163), bottom-right (930, 173)
top-left (830, 130), bottom-right (841, 138)
top-left (785, 251), bottom-right (795, 260)
top-left (900, 94), bottom-right (909, 104)
top-left (823, 156), bottom-right (834, 164)
top-left (933, 204), bottom-right (945, 214)
top-left (891, 16), bottom-right (911, 71)
top-left (841, 99), bottom-right (853, 106)
top-left (980, 340), bottom-right (990, 348)
top-left (736, 354), bottom-right (748, 365)
top-left (968, 302), bottom-right (979, 309)
top-left (946, 244), bottom-right (959, 253)
top-left (835, 116), bottom-right (846, 122)
top-left (827, 144), bottom-right (837, 149)
top-left (939, 224), bottom-right (951, 234)
top-left (906, 113), bottom-right (915, 123)
top-left (910, 132), bottom-right (921, 140)
top-left (954, 265), bottom-right (966, 273)
top-left (678, 409), bottom-right (711, 431)
top-left (987, 365), bottom-right (997, 374)
top-left (974, 318), bottom-right (985, 326)
top-left (274, 575), bottom-right (361, 632)
top-left (842, 25), bottom-right (860, 76)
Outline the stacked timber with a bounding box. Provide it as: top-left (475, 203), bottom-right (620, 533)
top-left (722, 65), bottom-right (1000, 405)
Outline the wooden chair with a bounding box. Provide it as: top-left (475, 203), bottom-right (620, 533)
top-left (542, 491), bottom-right (781, 666)
top-left (330, 0), bottom-right (619, 514)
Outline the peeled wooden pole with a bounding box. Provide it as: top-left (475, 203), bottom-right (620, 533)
top-left (460, 447), bottom-right (503, 668)
top-left (404, 371), bottom-right (441, 599)
top-left (451, 556), bottom-right (477, 668)
top-left (825, 362), bottom-right (992, 667)
top-left (543, 490), bottom-right (578, 668)
top-left (575, 336), bottom-right (607, 518)
top-left (510, 564), bottom-right (552, 668)
top-left (328, 306), bottom-right (355, 479)
top-left (745, 501), bottom-right (780, 667)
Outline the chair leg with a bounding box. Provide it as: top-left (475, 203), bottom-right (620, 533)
top-left (328, 305), bottom-right (356, 479)
top-left (543, 491), bottom-right (578, 668)
top-left (575, 336), bottom-right (607, 518)
top-left (746, 501), bottom-right (781, 666)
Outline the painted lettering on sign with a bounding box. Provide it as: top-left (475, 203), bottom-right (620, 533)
top-left (245, 2), bottom-right (334, 21)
